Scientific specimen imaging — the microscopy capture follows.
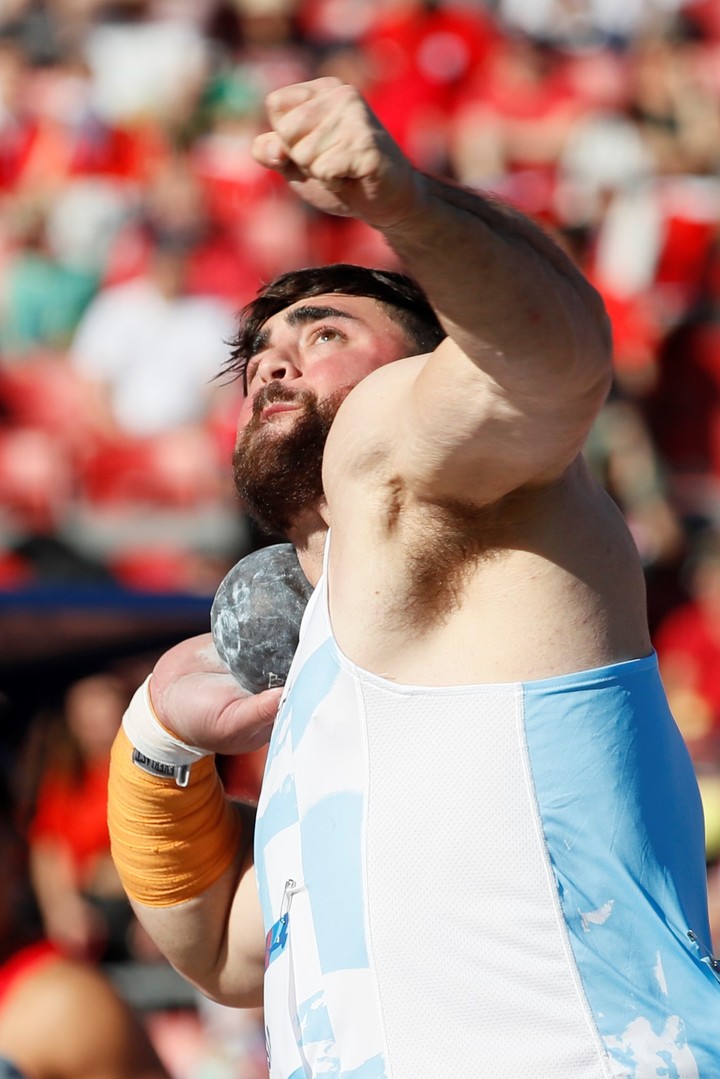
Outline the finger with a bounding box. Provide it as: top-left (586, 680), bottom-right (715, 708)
top-left (254, 685), bottom-right (284, 723)
top-left (265, 77), bottom-right (344, 125)
top-left (272, 83), bottom-right (361, 159)
top-left (252, 133), bottom-right (308, 186)
top-left (302, 140), bottom-right (382, 186)
top-left (252, 131), bottom-right (290, 170)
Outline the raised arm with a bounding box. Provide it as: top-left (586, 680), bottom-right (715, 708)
top-left (253, 78), bottom-right (613, 504)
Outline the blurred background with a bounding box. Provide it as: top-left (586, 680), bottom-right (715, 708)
top-left (2, 0), bottom-right (720, 1074)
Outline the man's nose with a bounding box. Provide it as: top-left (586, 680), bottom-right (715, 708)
top-left (257, 350), bottom-right (301, 383)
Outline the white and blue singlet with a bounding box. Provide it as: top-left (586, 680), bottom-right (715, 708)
top-left (255, 545), bottom-right (720, 1078)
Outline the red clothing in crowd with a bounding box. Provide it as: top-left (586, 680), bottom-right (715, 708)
top-left (0, 942), bottom-right (61, 1009)
top-left (362, 2), bottom-right (500, 159)
top-left (654, 602), bottom-right (720, 731)
top-left (28, 759), bottom-right (111, 887)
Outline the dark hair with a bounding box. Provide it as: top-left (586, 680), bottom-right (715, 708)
top-left (222, 264), bottom-right (446, 392)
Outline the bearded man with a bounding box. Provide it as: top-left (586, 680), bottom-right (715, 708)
top-left (108, 78), bottom-right (720, 1078)
top-left (230, 264), bottom-right (445, 540)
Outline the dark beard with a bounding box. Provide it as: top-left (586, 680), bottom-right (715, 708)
top-left (232, 383), bottom-right (345, 537)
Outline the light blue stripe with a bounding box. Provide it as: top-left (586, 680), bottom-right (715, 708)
top-left (287, 639), bottom-right (339, 749)
top-left (295, 990), bottom-right (335, 1044)
top-left (255, 773), bottom-right (299, 927)
top-left (301, 791), bottom-right (368, 974)
top-left (340, 1054), bottom-right (388, 1079)
top-left (263, 638), bottom-right (337, 759)
top-left (523, 656), bottom-right (720, 1073)
top-left (255, 638), bottom-right (339, 928)
top-left (257, 773), bottom-right (299, 843)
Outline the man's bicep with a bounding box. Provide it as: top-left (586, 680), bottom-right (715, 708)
top-left (328, 336), bottom-right (603, 508)
top-left (393, 335), bottom-right (608, 504)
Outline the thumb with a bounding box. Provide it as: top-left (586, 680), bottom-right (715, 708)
top-left (218, 685), bottom-right (284, 754)
top-left (254, 686), bottom-right (284, 723)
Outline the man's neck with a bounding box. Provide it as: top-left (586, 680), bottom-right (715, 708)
top-left (285, 507), bottom-right (329, 587)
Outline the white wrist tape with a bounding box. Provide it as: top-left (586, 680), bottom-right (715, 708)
top-left (122, 676), bottom-right (211, 788)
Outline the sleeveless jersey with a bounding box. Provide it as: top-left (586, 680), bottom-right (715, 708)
top-left (255, 543), bottom-right (720, 1079)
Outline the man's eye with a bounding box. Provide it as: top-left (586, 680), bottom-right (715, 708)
top-left (311, 326), bottom-right (342, 344)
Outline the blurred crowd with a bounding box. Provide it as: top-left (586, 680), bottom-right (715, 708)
top-left (4, 0), bottom-right (720, 1075)
top-left (3, 660), bottom-right (268, 1078)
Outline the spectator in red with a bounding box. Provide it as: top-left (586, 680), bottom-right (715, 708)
top-left (653, 527), bottom-right (720, 765)
top-left (645, 290), bottom-right (720, 522)
top-left (104, 154), bottom-right (262, 307)
top-left (0, 36), bottom-right (40, 194)
top-left (449, 35), bottom-right (583, 202)
top-left (360, 0), bottom-right (501, 171)
top-left (26, 673), bottom-right (136, 961)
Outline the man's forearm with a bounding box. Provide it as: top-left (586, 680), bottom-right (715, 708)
top-left (380, 172), bottom-right (611, 372)
top-left (253, 77), bottom-right (609, 377)
top-left (107, 713), bottom-right (264, 1005)
top-left (127, 838), bottom-right (265, 1008)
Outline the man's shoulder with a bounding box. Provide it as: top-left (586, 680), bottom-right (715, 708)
top-left (321, 358), bottom-right (427, 496)
top-left (347, 351), bottom-right (429, 404)
top-left (325, 354), bottom-right (429, 464)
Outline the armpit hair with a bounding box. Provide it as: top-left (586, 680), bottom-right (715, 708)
top-left (398, 488), bottom-right (530, 632)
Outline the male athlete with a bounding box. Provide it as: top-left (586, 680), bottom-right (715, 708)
top-left (108, 78), bottom-right (720, 1077)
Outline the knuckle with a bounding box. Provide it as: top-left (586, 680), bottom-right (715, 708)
top-left (265, 87), bottom-right (285, 114)
top-left (334, 81), bottom-right (358, 101)
top-left (312, 156), bottom-right (346, 184)
top-left (334, 84), bottom-right (363, 115)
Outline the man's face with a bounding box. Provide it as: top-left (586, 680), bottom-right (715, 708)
top-left (232, 293), bottom-right (413, 536)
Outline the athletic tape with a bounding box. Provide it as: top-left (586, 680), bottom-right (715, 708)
top-left (122, 676), bottom-right (210, 787)
top-left (108, 727), bottom-right (243, 907)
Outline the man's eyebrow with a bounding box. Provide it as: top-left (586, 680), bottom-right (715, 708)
top-left (249, 305), bottom-right (360, 359)
top-left (285, 304), bottom-right (360, 328)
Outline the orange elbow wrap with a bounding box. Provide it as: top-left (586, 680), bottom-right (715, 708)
top-left (108, 727), bottom-right (243, 907)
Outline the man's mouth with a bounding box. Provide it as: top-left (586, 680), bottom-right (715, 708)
top-left (261, 401), bottom-right (301, 421)
top-left (252, 383), bottom-right (308, 421)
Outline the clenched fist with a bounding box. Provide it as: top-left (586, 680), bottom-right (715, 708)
top-left (252, 77), bottom-right (421, 228)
